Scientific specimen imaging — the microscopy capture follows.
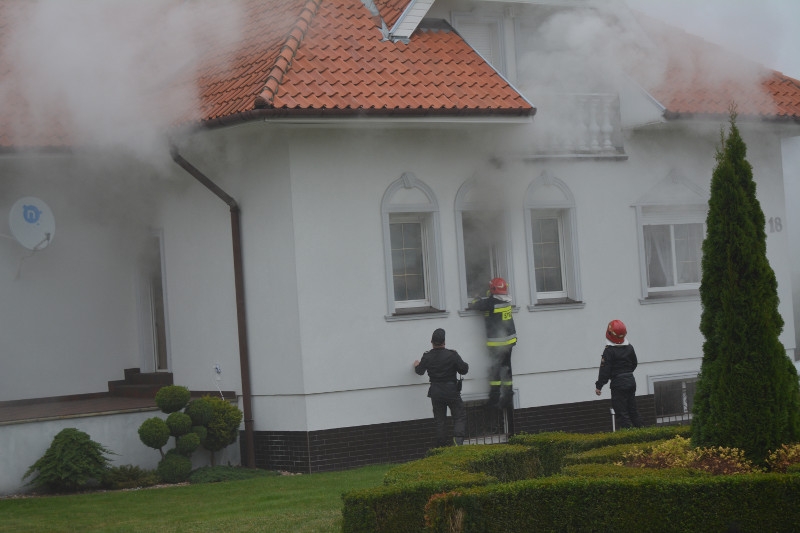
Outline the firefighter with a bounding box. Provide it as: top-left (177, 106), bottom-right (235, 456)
top-left (594, 319), bottom-right (643, 428)
top-left (414, 328), bottom-right (470, 446)
top-left (468, 277), bottom-right (517, 412)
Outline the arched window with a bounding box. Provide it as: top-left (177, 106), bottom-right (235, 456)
top-left (524, 171), bottom-right (583, 309)
top-left (381, 172), bottom-right (446, 319)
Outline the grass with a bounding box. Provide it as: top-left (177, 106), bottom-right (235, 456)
top-left (0, 464), bottom-right (393, 533)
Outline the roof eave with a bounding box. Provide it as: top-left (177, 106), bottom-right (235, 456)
top-left (195, 106), bottom-right (536, 130)
top-left (663, 110), bottom-right (800, 125)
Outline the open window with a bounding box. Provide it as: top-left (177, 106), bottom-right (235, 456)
top-left (138, 230), bottom-right (170, 371)
top-left (524, 171), bottom-right (583, 309)
top-left (382, 173), bottom-right (446, 319)
top-left (455, 179), bottom-right (514, 310)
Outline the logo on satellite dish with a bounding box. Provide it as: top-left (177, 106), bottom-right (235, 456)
top-left (23, 204), bottom-right (43, 225)
top-left (9, 197), bottom-right (55, 250)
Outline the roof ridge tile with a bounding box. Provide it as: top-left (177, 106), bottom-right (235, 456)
top-left (255, 0), bottom-right (321, 110)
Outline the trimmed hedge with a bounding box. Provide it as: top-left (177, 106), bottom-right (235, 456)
top-left (342, 444), bottom-right (539, 533)
top-left (341, 426), bottom-right (800, 532)
top-left (509, 425), bottom-right (691, 475)
top-left (424, 473), bottom-right (800, 532)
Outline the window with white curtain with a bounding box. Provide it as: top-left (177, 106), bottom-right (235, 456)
top-left (644, 222), bottom-right (704, 290)
top-left (634, 170), bottom-right (708, 302)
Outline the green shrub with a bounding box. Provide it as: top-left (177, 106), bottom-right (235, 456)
top-left (185, 399), bottom-right (214, 426)
top-left (155, 385), bottom-right (191, 414)
top-left (623, 436), bottom-right (759, 474)
top-left (510, 426), bottom-right (691, 475)
top-left (101, 464), bottom-right (160, 490)
top-left (157, 451), bottom-right (193, 483)
top-left (195, 396), bottom-right (243, 464)
top-left (138, 417), bottom-right (170, 454)
top-left (188, 466), bottom-right (276, 484)
top-left (23, 428), bottom-right (114, 493)
top-left (192, 425), bottom-right (208, 443)
top-left (767, 443), bottom-right (800, 473)
top-left (176, 432), bottom-right (201, 456)
top-left (166, 412), bottom-right (192, 437)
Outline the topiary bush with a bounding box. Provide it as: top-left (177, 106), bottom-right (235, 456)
top-left (157, 451), bottom-right (193, 483)
top-left (185, 398), bottom-right (214, 426)
top-left (139, 386), bottom-right (243, 478)
top-left (195, 395), bottom-right (243, 465)
top-left (176, 432), bottom-right (201, 456)
top-left (166, 412), bottom-right (193, 437)
top-left (155, 385), bottom-right (191, 414)
top-left (23, 428), bottom-right (114, 493)
top-left (138, 417), bottom-right (171, 458)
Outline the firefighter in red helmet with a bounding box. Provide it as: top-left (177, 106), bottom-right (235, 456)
top-left (595, 319), bottom-right (643, 428)
top-left (469, 277), bottom-right (517, 414)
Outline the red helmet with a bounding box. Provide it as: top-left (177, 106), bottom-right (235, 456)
top-left (606, 320), bottom-right (627, 344)
top-left (489, 277), bottom-right (509, 295)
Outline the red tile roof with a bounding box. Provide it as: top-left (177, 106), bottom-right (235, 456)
top-left (195, 0), bottom-right (534, 128)
top-left (1, 1), bottom-right (799, 151)
top-left (638, 14), bottom-right (800, 122)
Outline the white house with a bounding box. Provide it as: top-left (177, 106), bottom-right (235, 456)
top-left (2, 0), bottom-right (800, 494)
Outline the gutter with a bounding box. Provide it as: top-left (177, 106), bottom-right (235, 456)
top-left (169, 147), bottom-right (256, 469)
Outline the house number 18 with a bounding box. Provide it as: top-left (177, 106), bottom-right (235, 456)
top-left (768, 217), bottom-right (783, 233)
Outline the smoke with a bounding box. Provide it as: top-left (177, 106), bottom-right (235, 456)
top-left (0, 0), bottom-right (244, 164)
top-left (625, 0), bottom-right (800, 80)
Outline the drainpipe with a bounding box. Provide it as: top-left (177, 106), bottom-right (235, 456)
top-left (169, 147), bottom-right (256, 469)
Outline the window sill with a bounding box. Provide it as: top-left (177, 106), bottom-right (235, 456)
top-left (458, 306), bottom-right (520, 317)
top-left (385, 308), bottom-right (448, 322)
top-left (528, 298), bottom-right (585, 312)
top-left (639, 291), bottom-right (699, 305)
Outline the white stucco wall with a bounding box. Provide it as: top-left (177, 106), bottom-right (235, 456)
top-left (0, 154), bottom-right (154, 402)
top-left (166, 115), bottom-right (799, 435)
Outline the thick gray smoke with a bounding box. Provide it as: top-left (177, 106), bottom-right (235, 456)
top-left (0, 0), bottom-right (244, 164)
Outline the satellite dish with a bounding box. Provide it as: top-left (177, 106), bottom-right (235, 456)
top-left (9, 196), bottom-right (55, 250)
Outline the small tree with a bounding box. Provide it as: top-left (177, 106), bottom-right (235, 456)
top-left (693, 109), bottom-right (800, 462)
top-left (188, 396), bottom-right (244, 466)
top-left (23, 428), bottom-right (114, 493)
top-left (139, 385), bottom-right (243, 477)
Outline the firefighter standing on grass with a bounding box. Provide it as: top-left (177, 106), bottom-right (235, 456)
top-left (468, 277), bottom-right (517, 412)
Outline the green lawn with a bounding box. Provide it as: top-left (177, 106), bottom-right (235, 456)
top-left (0, 464), bottom-right (392, 533)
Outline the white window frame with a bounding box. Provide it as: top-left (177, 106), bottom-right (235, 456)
top-left (455, 179), bottom-right (515, 311)
top-left (635, 205), bottom-right (706, 302)
top-left (633, 170), bottom-right (708, 303)
top-left (524, 171), bottom-right (583, 310)
top-left (382, 172), bottom-right (446, 320)
top-left (647, 372), bottom-right (698, 425)
top-left (451, 12), bottom-right (508, 76)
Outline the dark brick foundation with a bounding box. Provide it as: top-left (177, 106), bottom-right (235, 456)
top-left (247, 395), bottom-right (657, 473)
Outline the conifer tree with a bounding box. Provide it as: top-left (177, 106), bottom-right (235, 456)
top-left (693, 110), bottom-right (800, 462)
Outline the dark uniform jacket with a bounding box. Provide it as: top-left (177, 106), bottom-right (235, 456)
top-left (595, 343), bottom-right (638, 391)
top-left (415, 347), bottom-right (469, 399)
top-left (468, 295), bottom-right (517, 347)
